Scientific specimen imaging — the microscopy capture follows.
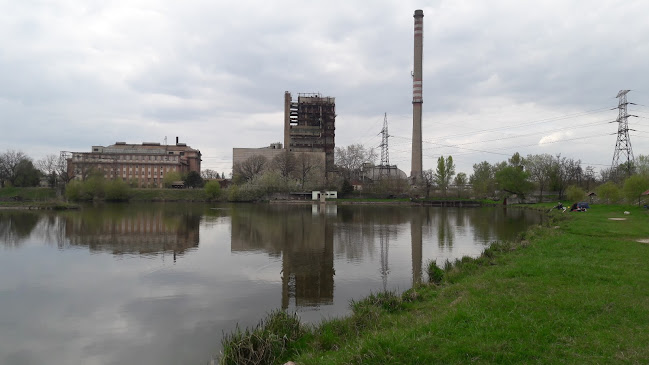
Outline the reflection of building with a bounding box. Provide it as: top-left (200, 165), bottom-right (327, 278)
top-left (66, 139), bottom-right (201, 188)
top-left (65, 210), bottom-right (200, 256)
top-left (230, 205), bottom-right (334, 308)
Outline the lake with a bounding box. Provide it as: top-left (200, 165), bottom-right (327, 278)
top-left (0, 203), bottom-right (542, 365)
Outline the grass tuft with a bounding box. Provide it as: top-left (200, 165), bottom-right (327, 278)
top-left (219, 310), bottom-right (304, 365)
top-left (426, 260), bottom-right (445, 284)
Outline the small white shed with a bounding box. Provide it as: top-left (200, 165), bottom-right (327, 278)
top-left (312, 191), bottom-right (338, 201)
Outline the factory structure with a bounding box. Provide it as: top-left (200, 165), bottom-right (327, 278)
top-left (232, 91), bottom-right (335, 178)
top-left (64, 10), bottom-right (424, 190)
top-left (284, 92), bottom-right (336, 173)
top-left (66, 138), bottom-right (201, 188)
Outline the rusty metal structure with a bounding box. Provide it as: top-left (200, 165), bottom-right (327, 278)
top-left (284, 91), bottom-right (336, 173)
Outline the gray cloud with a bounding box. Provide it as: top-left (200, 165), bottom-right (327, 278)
top-left (1, 0), bottom-right (648, 175)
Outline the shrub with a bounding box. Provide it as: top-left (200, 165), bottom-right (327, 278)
top-left (623, 174), bottom-right (649, 206)
top-left (426, 260), bottom-right (444, 284)
top-left (105, 179), bottom-right (130, 201)
top-left (565, 185), bottom-right (586, 202)
top-left (596, 182), bottom-right (621, 204)
top-left (65, 180), bottom-right (83, 201)
top-left (205, 180), bottom-right (221, 200)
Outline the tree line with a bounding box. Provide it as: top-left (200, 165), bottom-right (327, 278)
top-left (4, 146), bottom-right (649, 205)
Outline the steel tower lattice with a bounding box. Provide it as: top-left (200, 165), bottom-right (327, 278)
top-left (611, 90), bottom-right (635, 175)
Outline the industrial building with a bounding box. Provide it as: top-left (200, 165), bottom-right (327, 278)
top-left (284, 92), bottom-right (336, 173)
top-left (66, 139), bottom-right (201, 188)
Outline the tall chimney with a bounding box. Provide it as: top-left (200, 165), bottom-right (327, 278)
top-left (411, 9), bottom-right (424, 183)
top-left (176, 136), bottom-right (179, 144)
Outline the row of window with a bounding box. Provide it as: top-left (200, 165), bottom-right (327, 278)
top-left (74, 154), bottom-right (180, 162)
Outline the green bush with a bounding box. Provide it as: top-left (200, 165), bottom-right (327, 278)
top-left (565, 185), bottom-right (586, 202)
top-left (204, 180), bottom-right (221, 200)
top-left (623, 174), bottom-right (649, 206)
top-left (65, 180), bottom-right (83, 201)
top-left (426, 260), bottom-right (444, 284)
top-left (596, 182), bottom-right (621, 204)
top-left (105, 179), bottom-right (130, 201)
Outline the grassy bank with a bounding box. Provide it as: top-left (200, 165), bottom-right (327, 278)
top-left (220, 204), bottom-right (649, 364)
top-left (0, 187), bottom-right (57, 201)
top-left (0, 187), bottom-right (78, 209)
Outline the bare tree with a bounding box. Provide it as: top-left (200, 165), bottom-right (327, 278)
top-left (271, 150), bottom-right (297, 178)
top-left (294, 153), bottom-right (323, 190)
top-left (37, 154), bottom-right (59, 187)
top-left (56, 153), bottom-right (74, 185)
top-left (422, 169), bottom-right (435, 198)
top-left (201, 169), bottom-right (220, 180)
top-left (335, 144), bottom-right (377, 181)
top-left (233, 155), bottom-right (267, 183)
top-left (0, 150), bottom-right (30, 187)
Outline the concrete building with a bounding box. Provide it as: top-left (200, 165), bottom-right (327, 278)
top-left (232, 142), bottom-right (326, 183)
top-left (232, 142), bottom-right (287, 167)
top-left (284, 92), bottom-right (336, 172)
top-left (361, 163), bottom-right (408, 181)
top-left (67, 140), bottom-right (201, 188)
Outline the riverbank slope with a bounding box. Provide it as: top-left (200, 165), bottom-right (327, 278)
top-left (221, 204), bottom-right (649, 364)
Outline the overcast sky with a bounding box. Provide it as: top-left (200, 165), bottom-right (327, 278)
top-left (1, 0), bottom-right (648, 176)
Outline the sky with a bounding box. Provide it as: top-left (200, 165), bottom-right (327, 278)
top-left (1, 0), bottom-right (649, 177)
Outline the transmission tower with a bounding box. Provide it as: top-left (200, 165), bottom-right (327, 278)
top-left (380, 113), bottom-right (390, 166)
top-left (611, 90), bottom-right (635, 175)
top-left (379, 113), bottom-right (390, 179)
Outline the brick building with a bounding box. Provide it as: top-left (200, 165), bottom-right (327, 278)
top-left (67, 141), bottom-right (201, 188)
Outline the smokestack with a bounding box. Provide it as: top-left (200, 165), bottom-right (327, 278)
top-left (411, 9), bottom-right (424, 183)
top-left (176, 136), bottom-right (179, 144)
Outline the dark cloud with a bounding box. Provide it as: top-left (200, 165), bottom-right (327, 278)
top-left (1, 0), bottom-right (648, 174)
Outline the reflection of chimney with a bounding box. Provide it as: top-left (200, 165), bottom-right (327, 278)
top-left (411, 213), bottom-right (423, 285)
top-left (411, 9), bottom-right (424, 182)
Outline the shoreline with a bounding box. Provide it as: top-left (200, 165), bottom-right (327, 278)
top-left (218, 203), bottom-right (649, 364)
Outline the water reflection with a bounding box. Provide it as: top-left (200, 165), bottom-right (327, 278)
top-left (63, 206), bottom-right (201, 258)
top-left (230, 204), bottom-right (335, 308)
top-left (0, 211), bottom-right (42, 247)
top-left (0, 203), bottom-right (543, 365)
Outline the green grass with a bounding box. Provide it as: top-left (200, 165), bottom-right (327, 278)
top-left (128, 188), bottom-right (209, 201)
top-left (0, 187), bottom-right (57, 201)
top-left (219, 204), bottom-right (649, 364)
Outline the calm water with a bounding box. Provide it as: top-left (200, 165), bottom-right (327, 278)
top-left (0, 203), bottom-right (542, 365)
